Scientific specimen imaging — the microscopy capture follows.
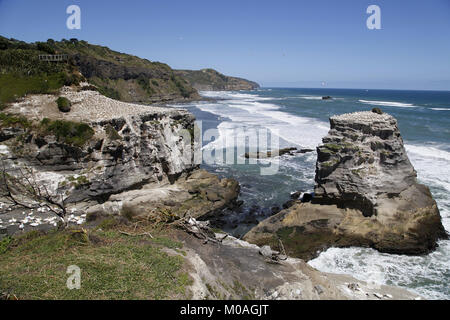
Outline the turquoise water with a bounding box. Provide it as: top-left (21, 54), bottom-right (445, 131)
top-left (173, 88), bottom-right (450, 299)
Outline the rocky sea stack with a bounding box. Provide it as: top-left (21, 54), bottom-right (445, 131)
top-left (244, 111), bottom-right (447, 260)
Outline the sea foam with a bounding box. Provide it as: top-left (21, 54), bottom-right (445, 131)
top-left (197, 91), bottom-right (328, 150)
top-left (359, 99), bottom-right (417, 108)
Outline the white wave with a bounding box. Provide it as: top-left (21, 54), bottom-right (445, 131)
top-left (309, 242), bottom-right (450, 300)
top-left (430, 108), bottom-right (450, 111)
top-left (197, 92), bottom-right (329, 149)
top-left (298, 95), bottom-right (324, 100)
top-left (200, 91), bottom-right (273, 101)
top-left (359, 99), bottom-right (417, 108)
top-left (406, 144), bottom-right (450, 162)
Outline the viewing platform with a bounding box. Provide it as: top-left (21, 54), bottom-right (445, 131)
top-left (38, 54), bottom-right (69, 62)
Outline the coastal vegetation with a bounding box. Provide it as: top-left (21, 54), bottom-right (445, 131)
top-left (39, 118), bottom-right (94, 147)
top-left (175, 68), bottom-right (259, 91)
top-left (56, 96), bottom-right (72, 112)
top-left (0, 222), bottom-right (192, 299)
top-left (0, 113), bottom-right (94, 147)
top-left (0, 36), bottom-right (198, 107)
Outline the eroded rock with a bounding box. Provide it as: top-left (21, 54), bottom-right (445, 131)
top-left (244, 111), bottom-right (447, 259)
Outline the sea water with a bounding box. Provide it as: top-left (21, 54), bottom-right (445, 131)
top-left (172, 88), bottom-right (450, 299)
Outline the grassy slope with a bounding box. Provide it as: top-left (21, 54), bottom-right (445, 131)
top-left (175, 68), bottom-right (259, 91)
top-left (0, 37), bottom-right (81, 109)
top-left (51, 39), bottom-right (198, 102)
top-left (0, 36), bottom-right (198, 107)
top-left (0, 222), bottom-right (192, 300)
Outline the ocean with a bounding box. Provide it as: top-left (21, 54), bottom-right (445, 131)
top-left (172, 87), bottom-right (450, 300)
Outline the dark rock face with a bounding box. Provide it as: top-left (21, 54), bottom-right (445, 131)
top-left (244, 111), bottom-right (447, 260)
top-left (71, 54), bottom-right (199, 104)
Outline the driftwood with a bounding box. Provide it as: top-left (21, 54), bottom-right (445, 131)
top-left (174, 215), bottom-right (227, 245)
top-left (277, 238), bottom-right (288, 261)
top-left (259, 237), bottom-right (288, 264)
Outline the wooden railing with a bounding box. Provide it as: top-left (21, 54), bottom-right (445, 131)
top-left (38, 54), bottom-right (69, 62)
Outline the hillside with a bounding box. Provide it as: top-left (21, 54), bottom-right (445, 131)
top-left (0, 36), bottom-right (199, 106)
top-left (175, 68), bottom-right (260, 91)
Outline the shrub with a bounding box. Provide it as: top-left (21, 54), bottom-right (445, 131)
top-left (0, 112), bottom-right (31, 128)
top-left (56, 97), bottom-right (72, 112)
top-left (36, 42), bottom-right (55, 54)
top-left (372, 107), bottom-right (383, 115)
top-left (96, 85), bottom-right (120, 100)
top-left (40, 119), bottom-right (94, 146)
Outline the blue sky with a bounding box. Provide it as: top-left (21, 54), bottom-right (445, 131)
top-left (1, 0), bottom-right (449, 90)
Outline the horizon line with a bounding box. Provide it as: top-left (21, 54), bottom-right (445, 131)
top-left (258, 86), bottom-right (450, 93)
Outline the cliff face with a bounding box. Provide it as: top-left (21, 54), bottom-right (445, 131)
top-left (0, 87), bottom-right (239, 231)
top-left (244, 111), bottom-right (447, 260)
top-left (57, 41), bottom-right (200, 103)
top-left (175, 68), bottom-right (260, 91)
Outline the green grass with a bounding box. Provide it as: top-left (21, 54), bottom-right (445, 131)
top-left (0, 236), bottom-right (13, 254)
top-left (323, 143), bottom-right (342, 152)
top-left (0, 73), bottom-right (68, 107)
top-left (151, 237), bottom-right (183, 249)
top-left (95, 84), bottom-right (121, 100)
top-left (0, 228), bottom-right (192, 300)
top-left (40, 118), bottom-right (95, 147)
top-left (0, 112), bottom-right (31, 128)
